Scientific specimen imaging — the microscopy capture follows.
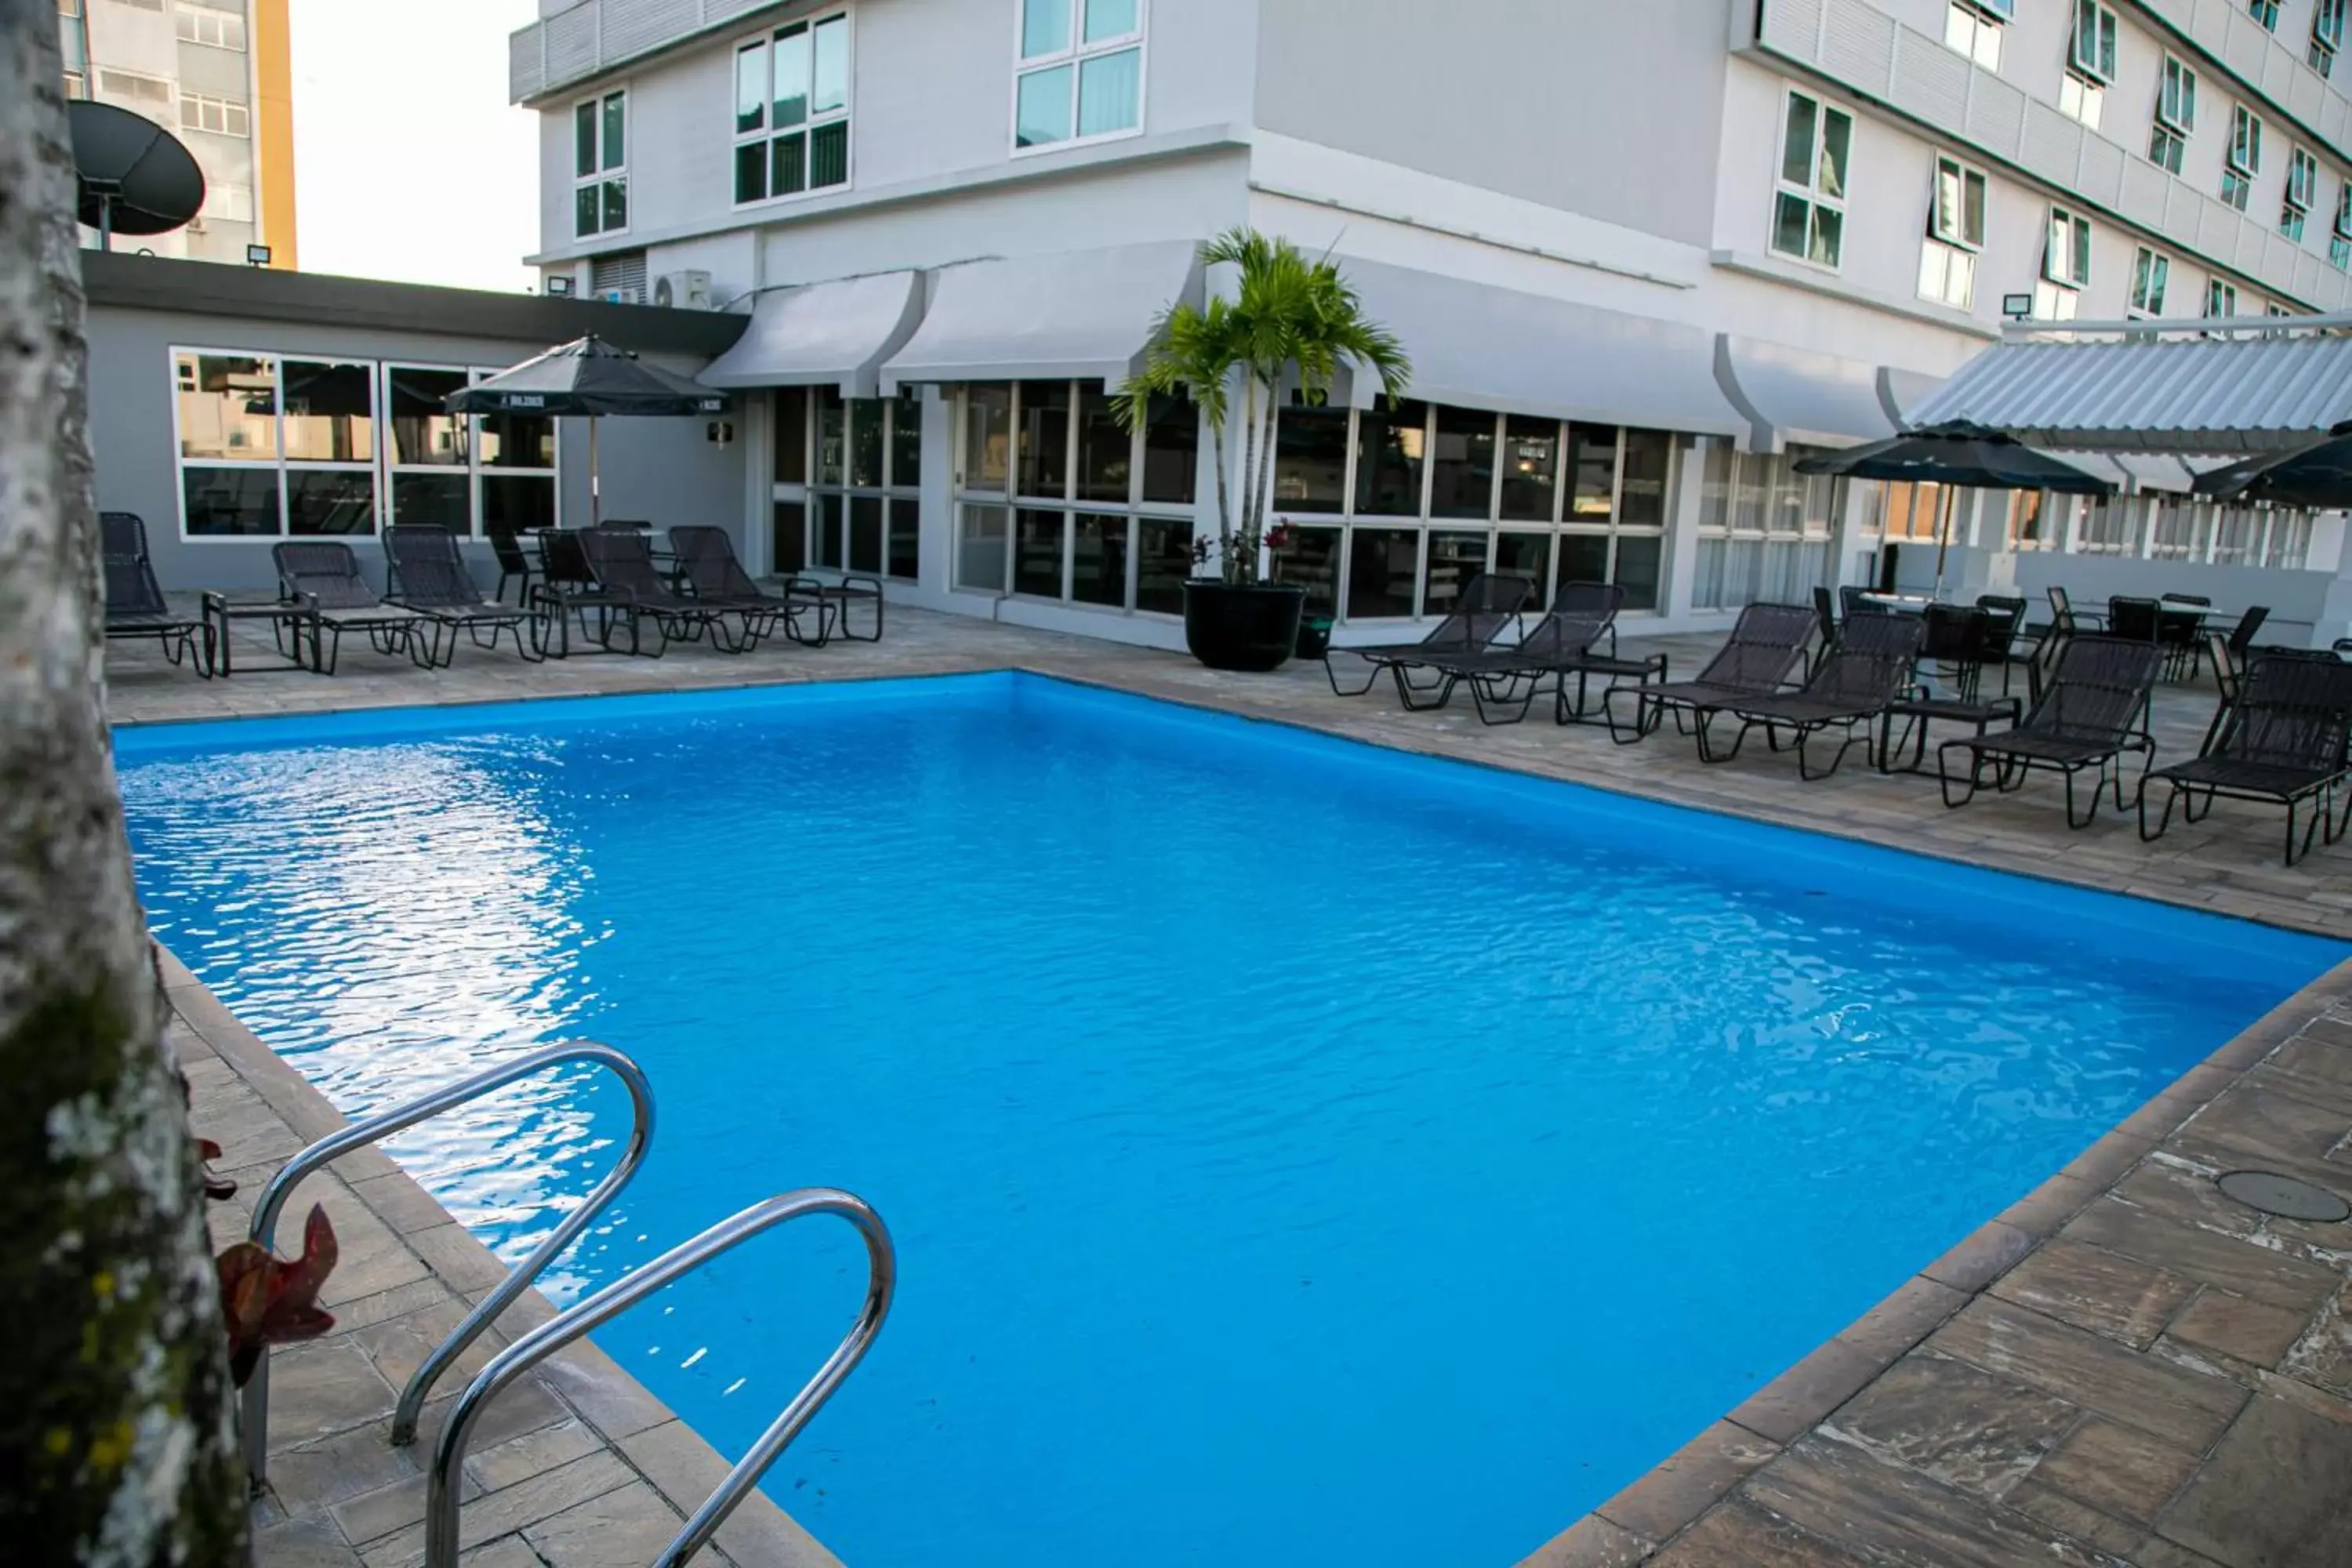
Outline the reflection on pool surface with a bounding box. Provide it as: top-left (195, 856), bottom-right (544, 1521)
top-left (117, 673), bottom-right (2346, 1567)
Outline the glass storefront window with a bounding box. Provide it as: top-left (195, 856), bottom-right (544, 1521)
top-left (1014, 507), bottom-right (1065, 596)
top-left (958, 503), bottom-right (1009, 591)
top-left (1620, 430), bottom-right (1673, 528)
top-left (1075, 384), bottom-right (1130, 503)
top-left (1613, 535), bottom-right (1663, 611)
top-left (1556, 532), bottom-right (1610, 593)
top-left (1272, 397), bottom-right (1348, 513)
top-left (1494, 532), bottom-right (1552, 609)
top-left (280, 361), bottom-right (374, 463)
top-left (815, 387), bottom-right (847, 485)
top-left (1567, 423), bottom-right (1618, 519)
top-left (891, 392), bottom-right (923, 488)
top-left (1422, 529), bottom-right (1490, 613)
top-left (1498, 417), bottom-right (1559, 523)
top-left (1137, 517), bottom-right (1194, 613)
top-left (1346, 527), bottom-right (1420, 618)
top-left (848, 397), bottom-right (884, 487)
top-left (1273, 525), bottom-right (1342, 615)
top-left (1142, 393), bottom-right (1197, 505)
top-left (1016, 380), bottom-right (1071, 498)
top-left (1072, 513), bottom-right (1127, 604)
top-left (848, 494), bottom-right (884, 572)
top-left (965, 383), bottom-right (1012, 490)
top-left (1356, 398), bottom-right (1428, 515)
top-left (177, 354), bottom-right (277, 462)
top-left (1428, 406), bottom-right (1497, 519)
top-left (888, 497), bottom-right (920, 579)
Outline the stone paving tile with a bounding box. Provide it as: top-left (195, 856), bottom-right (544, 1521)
top-left (2164, 1287), bottom-right (2315, 1369)
top-left (1514, 1514), bottom-right (1654, 1568)
top-left (2027, 1416), bottom-right (2203, 1533)
top-left (1738, 1432), bottom-right (2118, 1566)
top-left (522, 1480), bottom-right (691, 1568)
top-left (1644, 1497), bottom-right (1877, 1566)
top-left (1927, 1297), bottom-right (2249, 1454)
top-left (350, 1452), bottom-right (634, 1566)
top-left (1984, 1238), bottom-right (2200, 1349)
top-left (1591, 1420), bottom-right (1778, 1543)
top-left (2154, 1395), bottom-right (2352, 1566)
top-left (1825, 1351), bottom-right (2079, 1502)
top-left (2058, 1196), bottom-right (2340, 1316)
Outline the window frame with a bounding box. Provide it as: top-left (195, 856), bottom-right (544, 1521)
top-left (2149, 54), bottom-right (2195, 173)
top-left (572, 87), bottom-right (630, 241)
top-left (2332, 182), bottom-right (2352, 270)
top-left (2221, 104), bottom-right (2263, 211)
top-left (2315, 0), bottom-right (2346, 74)
top-left (2069, 0), bottom-right (2118, 82)
top-left (2043, 205), bottom-right (2092, 289)
top-left (730, 10), bottom-right (855, 211)
top-left (380, 362), bottom-right (563, 541)
top-left (2128, 245), bottom-right (2172, 315)
top-left (786, 385), bottom-right (926, 582)
top-left (1943, 1), bottom-right (2005, 69)
top-left (2283, 147), bottom-right (2318, 241)
top-left (1918, 152), bottom-right (1987, 310)
top-left (2205, 278), bottom-right (2239, 317)
top-left (1771, 86), bottom-right (1852, 273)
top-left (2248, 0), bottom-right (2280, 29)
top-left (174, 4), bottom-right (248, 50)
top-left (1009, 0), bottom-right (1149, 156)
top-left (178, 89), bottom-right (251, 138)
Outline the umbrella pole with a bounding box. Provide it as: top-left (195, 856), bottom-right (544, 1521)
top-left (1933, 485), bottom-right (1953, 599)
top-left (590, 416), bottom-right (601, 526)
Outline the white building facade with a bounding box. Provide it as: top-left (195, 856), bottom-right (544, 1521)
top-left (511, 0), bottom-right (2352, 644)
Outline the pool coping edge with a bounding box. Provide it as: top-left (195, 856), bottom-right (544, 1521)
top-left (1515, 949), bottom-right (2352, 1567)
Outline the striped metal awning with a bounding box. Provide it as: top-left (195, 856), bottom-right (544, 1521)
top-left (1907, 315), bottom-right (2352, 456)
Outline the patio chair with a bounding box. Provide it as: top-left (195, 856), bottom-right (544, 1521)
top-left (2156, 593), bottom-right (2208, 682)
top-left (1712, 612), bottom-right (1928, 779)
top-left (1809, 586), bottom-right (1840, 675)
top-left (487, 528), bottom-right (537, 605)
top-left (1838, 584), bottom-right (1873, 623)
top-left (1918, 603), bottom-right (1993, 704)
top-left (270, 542), bottom-right (428, 675)
top-left (384, 525), bottom-right (539, 667)
top-left (667, 525), bottom-right (836, 647)
top-left (1323, 572), bottom-right (1533, 699)
top-left (2221, 606), bottom-right (2270, 667)
top-left (1936, 636), bottom-right (2164, 829)
top-left (1973, 594), bottom-right (2029, 695)
top-left (579, 527), bottom-right (760, 654)
top-left (2048, 584), bottom-right (2103, 630)
top-left (100, 511), bottom-right (212, 676)
top-left (1602, 601), bottom-right (1817, 745)
top-left (2140, 654), bottom-right (2352, 865)
top-left (1382, 582), bottom-right (1625, 725)
top-left (786, 573), bottom-right (888, 642)
top-left (2107, 596), bottom-right (2164, 644)
top-left (530, 529), bottom-right (660, 659)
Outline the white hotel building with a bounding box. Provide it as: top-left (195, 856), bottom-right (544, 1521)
top-left (511, 0), bottom-right (2352, 644)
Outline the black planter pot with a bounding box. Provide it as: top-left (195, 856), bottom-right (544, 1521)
top-left (1182, 581), bottom-right (1307, 672)
top-left (1294, 615), bottom-right (1334, 661)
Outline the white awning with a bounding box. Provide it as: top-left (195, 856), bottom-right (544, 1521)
top-left (698, 271), bottom-right (926, 398)
top-left (1907, 321), bottom-right (2352, 455)
top-left (1333, 259), bottom-right (1749, 438)
top-left (879, 241), bottom-right (1203, 392)
top-left (1876, 367), bottom-right (1947, 429)
top-left (1712, 335), bottom-right (1896, 451)
top-left (2043, 452), bottom-right (2197, 493)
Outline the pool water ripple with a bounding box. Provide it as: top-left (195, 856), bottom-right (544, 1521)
top-left (118, 675), bottom-right (2345, 1568)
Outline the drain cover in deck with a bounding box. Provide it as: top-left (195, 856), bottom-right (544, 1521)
top-left (2216, 1171), bottom-right (2351, 1223)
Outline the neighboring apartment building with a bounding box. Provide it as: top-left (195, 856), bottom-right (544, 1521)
top-left (463, 0), bottom-right (2350, 642)
top-left (60, 0), bottom-right (298, 269)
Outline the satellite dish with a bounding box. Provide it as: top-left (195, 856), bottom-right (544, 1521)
top-left (68, 100), bottom-right (205, 249)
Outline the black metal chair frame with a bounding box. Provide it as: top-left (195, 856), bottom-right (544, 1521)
top-left (1323, 572), bottom-right (1534, 701)
top-left (101, 511), bottom-right (215, 677)
top-left (579, 529), bottom-right (760, 654)
top-left (1380, 585), bottom-right (1626, 725)
top-left (529, 531), bottom-right (662, 659)
top-left (487, 528), bottom-right (539, 606)
top-left (1936, 637), bottom-right (2164, 829)
top-left (384, 526), bottom-right (541, 667)
top-left (270, 543), bottom-right (428, 675)
top-left (2138, 655), bottom-right (2352, 865)
top-left (1709, 614), bottom-right (1928, 779)
top-left (1602, 601), bottom-right (1818, 746)
top-left (669, 526), bottom-right (837, 648)
top-left (786, 575), bottom-right (887, 642)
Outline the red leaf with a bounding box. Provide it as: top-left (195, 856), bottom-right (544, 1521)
top-left (216, 1204), bottom-right (339, 1385)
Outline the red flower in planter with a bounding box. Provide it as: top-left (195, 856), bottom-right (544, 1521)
top-left (1266, 525), bottom-right (1293, 551)
top-left (216, 1203), bottom-right (339, 1385)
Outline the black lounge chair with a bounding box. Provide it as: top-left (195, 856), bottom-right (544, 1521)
top-left (530, 529), bottom-right (659, 658)
top-left (2140, 654), bottom-right (2352, 865)
top-left (270, 542), bottom-right (428, 674)
top-left (1603, 601), bottom-right (1817, 745)
top-left (1711, 612), bottom-right (1927, 779)
top-left (788, 573), bottom-right (887, 642)
top-left (579, 528), bottom-right (760, 654)
top-left (2107, 596), bottom-right (2164, 645)
top-left (1973, 594), bottom-right (2029, 695)
top-left (1323, 572), bottom-right (1533, 699)
top-left (1385, 582), bottom-right (1625, 725)
top-left (100, 511), bottom-right (212, 675)
top-left (384, 525), bottom-right (539, 666)
top-left (667, 525), bottom-right (835, 647)
top-left (487, 528), bottom-right (537, 604)
top-left (1937, 636), bottom-right (2163, 829)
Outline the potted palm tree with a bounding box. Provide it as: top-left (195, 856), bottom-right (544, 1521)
top-left (1117, 229), bottom-right (1409, 672)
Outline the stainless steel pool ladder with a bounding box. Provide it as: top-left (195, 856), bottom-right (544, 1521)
top-left (423, 1188), bottom-right (896, 1568)
top-left (241, 1040), bottom-right (657, 1483)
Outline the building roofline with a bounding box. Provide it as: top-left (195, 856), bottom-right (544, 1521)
top-left (78, 250), bottom-right (750, 357)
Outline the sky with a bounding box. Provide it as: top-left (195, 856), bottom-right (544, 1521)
top-left (288, 0), bottom-right (542, 292)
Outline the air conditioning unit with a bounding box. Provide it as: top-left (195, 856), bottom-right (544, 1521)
top-left (651, 270), bottom-right (713, 310)
top-left (599, 286), bottom-right (643, 306)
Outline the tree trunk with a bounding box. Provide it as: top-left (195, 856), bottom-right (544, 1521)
top-left (0, 8), bottom-right (250, 1565)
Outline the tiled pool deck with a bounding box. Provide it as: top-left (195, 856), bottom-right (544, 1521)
top-left (122, 609), bottom-right (2352, 1568)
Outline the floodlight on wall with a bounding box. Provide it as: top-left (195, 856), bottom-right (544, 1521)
top-left (707, 420), bottom-right (735, 446)
top-left (546, 275), bottom-right (576, 297)
top-left (246, 244), bottom-right (272, 267)
top-left (2001, 292), bottom-right (2034, 320)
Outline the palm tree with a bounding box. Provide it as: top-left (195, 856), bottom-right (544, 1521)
top-left (1117, 229), bottom-right (1409, 586)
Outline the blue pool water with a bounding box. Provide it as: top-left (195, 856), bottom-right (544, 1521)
top-left (118, 674), bottom-right (2343, 1567)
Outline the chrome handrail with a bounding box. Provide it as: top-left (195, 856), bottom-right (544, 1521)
top-left (242, 1040), bottom-right (655, 1482)
top-left (425, 1189), bottom-right (895, 1568)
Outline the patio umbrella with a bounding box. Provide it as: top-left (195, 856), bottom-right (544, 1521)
top-left (446, 336), bottom-right (729, 525)
top-left (1795, 421), bottom-right (2118, 595)
top-left (2190, 422), bottom-right (2352, 510)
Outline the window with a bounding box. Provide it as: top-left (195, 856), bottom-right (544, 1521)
top-left (2316, 0), bottom-right (2346, 74)
top-left (572, 90), bottom-right (627, 239)
top-left (2249, 0), bottom-right (2279, 27)
top-left (2284, 147), bottom-right (2317, 240)
top-left (1918, 154), bottom-right (1987, 308)
top-left (2129, 245), bottom-right (2172, 314)
top-left (198, 182), bottom-right (253, 223)
top-left (1944, 1), bottom-right (2005, 68)
top-left (1014, 0), bottom-right (1145, 151)
top-left (2036, 206), bottom-right (2091, 318)
top-left (177, 91), bottom-right (249, 136)
top-left (1773, 89), bottom-right (1850, 270)
top-left (99, 68), bottom-right (169, 103)
top-left (1693, 443), bottom-right (1835, 612)
top-left (176, 353), bottom-right (366, 537)
top-left (2222, 105), bottom-right (2261, 211)
top-left (175, 4), bottom-right (246, 49)
top-left (776, 387), bottom-right (922, 579)
top-left (385, 365), bottom-right (560, 539)
top-left (2333, 183), bottom-right (2352, 270)
top-left (64, 70), bottom-right (83, 96)
top-left (2206, 278), bottom-right (2238, 316)
top-left (2075, 498), bottom-right (2144, 557)
top-left (953, 380), bottom-right (1192, 611)
top-left (733, 14), bottom-right (851, 205)
top-left (2062, 1), bottom-right (2116, 128)
top-left (2150, 55), bottom-right (2195, 173)
top-left (2265, 301), bottom-right (2293, 316)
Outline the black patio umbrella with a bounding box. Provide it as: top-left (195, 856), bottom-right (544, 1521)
top-left (446, 336), bottom-right (728, 525)
top-left (2191, 422), bottom-right (2352, 510)
top-left (1795, 421), bottom-right (2118, 593)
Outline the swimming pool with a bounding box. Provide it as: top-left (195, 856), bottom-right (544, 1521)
top-left (118, 673), bottom-right (2343, 1567)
